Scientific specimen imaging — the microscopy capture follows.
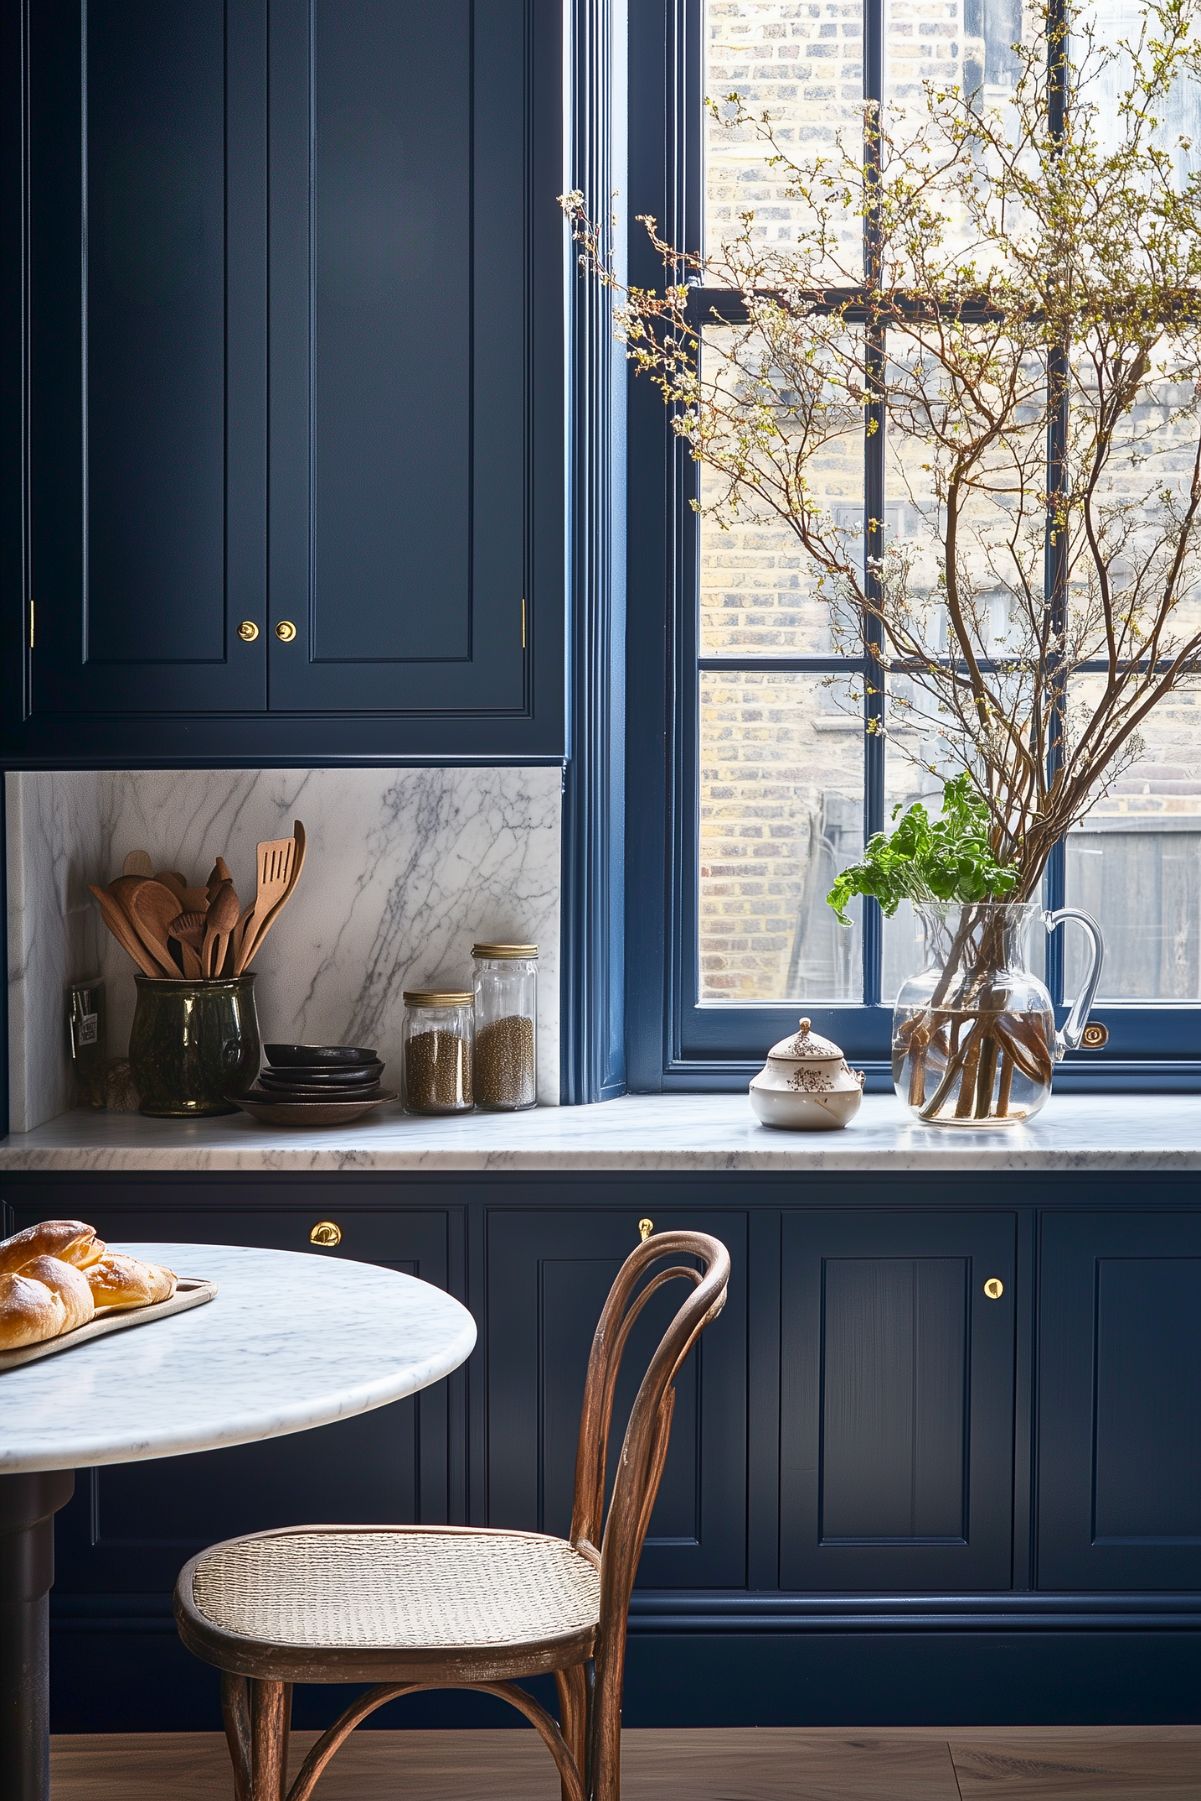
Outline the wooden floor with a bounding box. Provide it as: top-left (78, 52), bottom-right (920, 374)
top-left (51, 1726), bottom-right (1201, 1800)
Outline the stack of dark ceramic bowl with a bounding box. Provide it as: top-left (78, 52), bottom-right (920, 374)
top-left (229, 1044), bottom-right (397, 1126)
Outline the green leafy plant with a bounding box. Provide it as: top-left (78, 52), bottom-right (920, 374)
top-left (827, 775), bottom-right (1019, 926)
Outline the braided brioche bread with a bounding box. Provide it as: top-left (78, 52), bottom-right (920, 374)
top-left (0, 1219), bottom-right (104, 1276)
top-left (0, 1272), bottom-right (68, 1349)
top-left (86, 1252), bottom-right (177, 1310)
top-left (0, 1220), bottom-right (176, 1352)
top-left (20, 1254), bottom-right (97, 1333)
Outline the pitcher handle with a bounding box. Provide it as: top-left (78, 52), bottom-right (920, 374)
top-left (1044, 907), bottom-right (1105, 1058)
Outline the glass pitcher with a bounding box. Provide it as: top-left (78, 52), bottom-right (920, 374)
top-left (893, 902), bottom-right (1105, 1126)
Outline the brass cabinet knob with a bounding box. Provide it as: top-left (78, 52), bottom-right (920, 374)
top-left (236, 620), bottom-right (260, 643)
top-left (275, 620), bottom-right (297, 643)
top-left (638, 1218), bottom-right (654, 1242)
top-left (983, 1276), bottom-right (1005, 1300)
top-left (309, 1220), bottom-right (342, 1248)
top-left (1082, 1022), bottom-right (1109, 1049)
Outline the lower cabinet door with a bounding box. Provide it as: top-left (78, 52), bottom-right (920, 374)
top-left (780, 1210), bottom-right (1017, 1592)
top-left (485, 1205), bottom-right (749, 1587)
top-left (1038, 1211), bottom-right (1201, 1591)
top-left (10, 1197), bottom-right (459, 1595)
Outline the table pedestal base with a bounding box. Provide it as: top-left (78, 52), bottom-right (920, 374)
top-left (0, 1470), bottom-right (75, 1801)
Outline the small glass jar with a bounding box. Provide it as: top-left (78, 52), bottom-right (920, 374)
top-left (471, 943), bottom-right (538, 1111)
top-left (402, 991), bottom-right (474, 1115)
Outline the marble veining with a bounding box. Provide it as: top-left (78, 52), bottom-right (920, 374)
top-left (1, 1093), bottom-right (1198, 1171)
top-left (5, 767), bottom-right (561, 1131)
top-left (0, 1242), bottom-right (476, 1475)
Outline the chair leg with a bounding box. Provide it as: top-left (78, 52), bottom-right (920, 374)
top-left (554, 1664), bottom-right (589, 1800)
top-left (220, 1674), bottom-right (251, 1801)
top-left (248, 1678), bottom-right (291, 1801)
top-left (589, 1646), bottom-right (625, 1801)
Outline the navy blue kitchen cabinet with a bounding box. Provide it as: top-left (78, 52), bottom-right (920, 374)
top-left (2, 0), bottom-right (563, 764)
top-left (1037, 1211), bottom-right (1201, 1592)
top-left (483, 1204), bottom-right (750, 1588)
top-left (779, 1210), bottom-right (1017, 1592)
top-left (3, 1170), bottom-right (1200, 1727)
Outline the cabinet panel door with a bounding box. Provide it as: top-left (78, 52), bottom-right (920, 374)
top-left (267, 0), bottom-right (528, 714)
top-left (485, 1207), bottom-right (749, 1588)
top-left (26, 0), bottom-right (267, 717)
top-left (9, 1198), bottom-right (457, 1595)
top-left (780, 1212), bottom-right (1016, 1592)
top-left (1039, 1212), bottom-right (1201, 1591)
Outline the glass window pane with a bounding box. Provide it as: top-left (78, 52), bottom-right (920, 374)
top-left (1067, 341), bottom-right (1201, 661)
top-left (1074, 0), bottom-right (1201, 184)
top-left (699, 326), bottom-right (864, 658)
top-left (705, 0), bottom-right (864, 270)
top-left (884, 341), bottom-right (1047, 659)
top-left (1066, 681), bottom-right (1201, 1000)
top-left (699, 670), bottom-right (864, 1000)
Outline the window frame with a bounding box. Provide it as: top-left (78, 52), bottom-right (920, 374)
top-left (621, 0), bottom-right (1201, 1091)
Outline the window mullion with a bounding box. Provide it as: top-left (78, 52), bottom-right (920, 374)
top-left (863, 0), bottom-right (886, 1008)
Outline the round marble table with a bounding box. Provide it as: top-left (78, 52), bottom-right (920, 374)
top-left (0, 1242), bottom-right (476, 1801)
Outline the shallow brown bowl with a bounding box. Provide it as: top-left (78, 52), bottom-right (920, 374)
top-left (226, 1089), bottom-right (399, 1128)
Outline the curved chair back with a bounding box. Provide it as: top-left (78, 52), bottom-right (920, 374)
top-left (567, 1229), bottom-right (730, 1782)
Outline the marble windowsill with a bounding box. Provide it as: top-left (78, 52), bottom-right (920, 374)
top-left (0, 1093), bottom-right (1197, 1171)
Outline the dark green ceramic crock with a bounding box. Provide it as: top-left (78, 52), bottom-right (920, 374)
top-left (128, 975), bottom-right (261, 1117)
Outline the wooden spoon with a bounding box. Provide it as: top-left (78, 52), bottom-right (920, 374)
top-left (202, 881), bottom-right (241, 977)
top-left (234, 831), bottom-right (301, 973)
top-left (122, 849), bottom-right (153, 877)
top-left (206, 856), bottom-right (233, 900)
top-left (169, 910), bottom-right (209, 980)
top-left (107, 877), bottom-right (180, 977)
top-left (127, 879), bottom-right (193, 979)
top-left (155, 870), bottom-right (189, 903)
top-left (88, 884), bottom-right (161, 978)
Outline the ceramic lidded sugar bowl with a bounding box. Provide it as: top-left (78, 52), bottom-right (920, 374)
top-left (749, 1016), bottom-right (865, 1130)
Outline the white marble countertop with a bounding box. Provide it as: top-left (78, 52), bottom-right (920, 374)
top-left (0, 1092), bottom-right (1198, 1170)
top-left (0, 1242), bottom-right (476, 1474)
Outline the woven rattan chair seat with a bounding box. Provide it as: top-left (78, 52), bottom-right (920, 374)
top-left (187, 1527), bottom-right (602, 1656)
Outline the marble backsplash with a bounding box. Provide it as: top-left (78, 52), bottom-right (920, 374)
top-left (6, 767), bottom-right (562, 1131)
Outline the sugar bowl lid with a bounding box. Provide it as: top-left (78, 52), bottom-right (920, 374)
top-left (767, 1016), bottom-right (844, 1062)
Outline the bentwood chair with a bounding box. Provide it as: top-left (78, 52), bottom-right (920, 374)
top-left (174, 1229), bottom-right (730, 1801)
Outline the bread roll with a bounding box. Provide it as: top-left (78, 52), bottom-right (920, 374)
top-left (0, 1272), bottom-right (67, 1350)
top-left (20, 1255), bottom-right (96, 1334)
top-left (87, 1252), bottom-right (176, 1311)
top-left (0, 1219), bottom-right (104, 1276)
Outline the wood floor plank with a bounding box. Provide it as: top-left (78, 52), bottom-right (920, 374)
top-left (49, 1727), bottom-right (1201, 1801)
top-left (950, 1732), bottom-right (1201, 1801)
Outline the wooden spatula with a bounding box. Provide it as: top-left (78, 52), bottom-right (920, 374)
top-left (169, 910), bottom-right (208, 979)
top-left (88, 884), bottom-right (161, 978)
top-left (122, 849), bottom-right (153, 877)
top-left (234, 831), bottom-right (301, 974)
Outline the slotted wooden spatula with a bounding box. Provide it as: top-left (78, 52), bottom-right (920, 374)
top-left (234, 830), bottom-right (301, 973)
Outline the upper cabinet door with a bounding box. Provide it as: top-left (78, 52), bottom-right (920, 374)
top-left (780, 1210), bottom-right (1017, 1593)
top-left (25, 0), bottom-right (268, 718)
top-left (266, 0), bottom-right (542, 721)
top-left (1038, 1211), bottom-right (1201, 1592)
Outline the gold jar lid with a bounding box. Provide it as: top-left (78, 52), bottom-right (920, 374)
top-left (471, 943), bottom-right (539, 959)
top-left (403, 990), bottom-right (474, 1007)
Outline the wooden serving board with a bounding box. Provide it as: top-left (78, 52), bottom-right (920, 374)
top-left (0, 1276), bottom-right (217, 1371)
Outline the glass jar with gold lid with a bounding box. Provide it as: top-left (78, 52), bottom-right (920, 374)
top-left (471, 943), bottom-right (538, 1111)
top-left (402, 991), bottom-right (474, 1115)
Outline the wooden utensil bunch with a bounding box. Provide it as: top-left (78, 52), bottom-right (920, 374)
top-left (89, 823), bottom-right (306, 980)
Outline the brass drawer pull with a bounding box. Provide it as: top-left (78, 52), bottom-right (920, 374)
top-left (638, 1218), bottom-right (654, 1243)
top-left (983, 1276), bottom-right (1005, 1300)
top-left (275, 619), bottom-right (297, 643)
top-left (310, 1220), bottom-right (342, 1248)
top-left (236, 620), bottom-right (260, 643)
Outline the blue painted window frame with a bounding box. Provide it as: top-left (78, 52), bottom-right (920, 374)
top-left (621, 0), bottom-right (1201, 1092)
